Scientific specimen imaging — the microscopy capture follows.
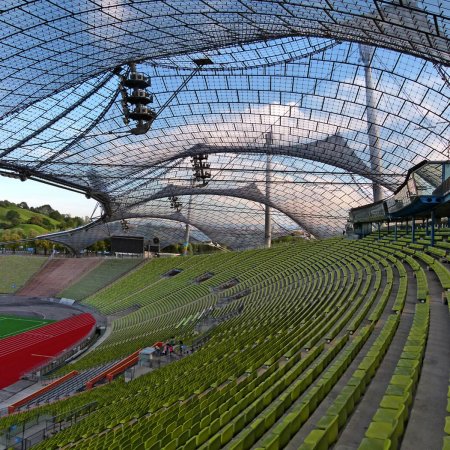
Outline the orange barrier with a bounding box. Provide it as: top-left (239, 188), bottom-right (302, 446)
top-left (85, 349), bottom-right (141, 389)
top-left (8, 370), bottom-right (78, 413)
top-left (106, 354), bottom-right (139, 382)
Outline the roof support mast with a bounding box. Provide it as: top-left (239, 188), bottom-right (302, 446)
top-left (265, 132), bottom-right (272, 248)
top-left (183, 179), bottom-right (194, 256)
top-left (183, 216), bottom-right (191, 256)
top-left (359, 44), bottom-right (383, 203)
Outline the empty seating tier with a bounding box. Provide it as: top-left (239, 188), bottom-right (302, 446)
top-left (17, 259), bottom-right (103, 297)
top-left (0, 255), bottom-right (46, 293)
top-left (58, 259), bottom-right (142, 301)
top-left (0, 235), bottom-right (447, 450)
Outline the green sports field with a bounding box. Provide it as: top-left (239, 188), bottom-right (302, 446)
top-left (0, 315), bottom-right (53, 339)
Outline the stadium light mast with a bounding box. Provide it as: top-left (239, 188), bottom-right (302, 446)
top-left (183, 152), bottom-right (212, 255)
top-left (265, 132), bottom-right (272, 248)
top-left (183, 178), bottom-right (194, 256)
top-left (359, 44), bottom-right (383, 203)
top-left (183, 222), bottom-right (190, 256)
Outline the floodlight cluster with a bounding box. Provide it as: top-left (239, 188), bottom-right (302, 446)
top-left (0, 1), bottom-right (449, 248)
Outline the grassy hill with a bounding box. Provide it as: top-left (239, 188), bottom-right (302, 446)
top-left (0, 205), bottom-right (59, 229)
top-left (0, 200), bottom-right (86, 241)
top-left (8, 224), bottom-right (51, 235)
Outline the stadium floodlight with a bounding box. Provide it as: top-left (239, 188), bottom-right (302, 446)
top-left (169, 196), bottom-right (182, 212)
top-left (120, 219), bottom-right (130, 231)
top-left (116, 57), bottom-right (213, 136)
top-left (18, 170), bottom-right (30, 182)
top-left (118, 63), bottom-right (156, 135)
top-left (191, 154), bottom-right (211, 186)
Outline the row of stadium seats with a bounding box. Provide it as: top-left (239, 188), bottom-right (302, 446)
top-left (66, 241), bottom-right (322, 369)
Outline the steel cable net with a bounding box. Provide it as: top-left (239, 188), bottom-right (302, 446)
top-left (0, 1), bottom-right (449, 247)
top-left (45, 198), bottom-right (300, 252)
top-left (44, 218), bottom-right (208, 253)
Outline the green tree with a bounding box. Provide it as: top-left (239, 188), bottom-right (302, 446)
top-left (41, 218), bottom-right (53, 229)
top-left (49, 210), bottom-right (63, 221)
top-left (2, 230), bottom-right (22, 253)
top-left (35, 204), bottom-right (53, 216)
top-left (27, 230), bottom-right (39, 254)
top-left (28, 215), bottom-right (44, 226)
top-left (163, 243), bottom-right (181, 253)
top-left (36, 239), bottom-right (53, 255)
top-left (6, 209), bottom-right (21, 226)
top-left (96, 240), bottom-right (106, 252)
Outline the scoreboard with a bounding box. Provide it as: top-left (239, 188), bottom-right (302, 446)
top-left (111, 236), bottom-right (144, 254)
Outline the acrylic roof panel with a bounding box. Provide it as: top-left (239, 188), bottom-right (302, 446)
top-left (0, 1), bottom-right (449, 247)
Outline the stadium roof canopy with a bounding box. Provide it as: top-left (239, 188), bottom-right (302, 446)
top-left (0, 1), bottom-right (449, 248)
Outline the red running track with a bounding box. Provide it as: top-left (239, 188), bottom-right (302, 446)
top-left (0, 313), bottom-right (96, 389)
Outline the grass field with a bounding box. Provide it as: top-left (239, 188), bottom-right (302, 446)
top-left (0, 315), bottom-right (53, 339)
top-left (0, 255), bottom-right (47, 293)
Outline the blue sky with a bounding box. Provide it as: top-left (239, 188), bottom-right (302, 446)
top-left (0, 177), bottom-right (96, 218)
